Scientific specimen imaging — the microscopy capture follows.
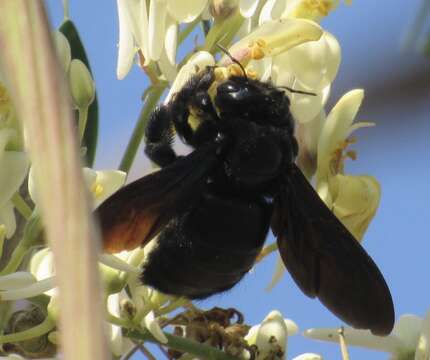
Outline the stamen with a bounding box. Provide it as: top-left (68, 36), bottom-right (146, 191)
top-left (216, 43), bottom-right (247, 78)
top-left (92, 183), bottom-right (104, 198)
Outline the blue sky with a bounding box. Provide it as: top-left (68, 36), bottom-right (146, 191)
top-left (45, 1), bottom-right (430, 359)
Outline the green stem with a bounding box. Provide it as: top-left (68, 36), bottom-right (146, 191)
top-left (178, 17), bottom-right (201, 45)
top-left (78, 106), bottom-right (89, 142)
top-left (0, 226), bottom-right (5, 259)
top-left (106, 312), bottom-right (133, 329)
top-left (201, 20), bottom-right (211, 37)
top-left (62, 0), bottom-right (69, 20)
top-left (119, 85), bottom-right (166, 174)
top-left (11, 193), bottom-right (33, 220)
top-left (0, 214), bottom-right (43, 275)
top-left (0, 242), bottom-right (29, 275)
top-left (202, 11), bottom-right (244, 53)
top-left (126, 329), bottom-right (240, 360)
top-left (156, 297), bottom-right (188, 316)
top-left (0, 316), bottom-right (55, 344)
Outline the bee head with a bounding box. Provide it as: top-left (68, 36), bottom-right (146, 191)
top-left (214, 75), bottom-right (293, 129)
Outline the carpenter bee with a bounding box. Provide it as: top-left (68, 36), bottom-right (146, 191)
top-left (97, 63), bottom-right (394, 335)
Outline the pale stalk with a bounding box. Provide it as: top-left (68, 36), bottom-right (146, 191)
top-left (0, 2), bottom-right (108, 359)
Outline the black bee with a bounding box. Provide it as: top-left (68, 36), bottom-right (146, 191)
top-left (97, 65), bottom-right (394, 335)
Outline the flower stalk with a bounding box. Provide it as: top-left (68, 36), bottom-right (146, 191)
top-left (119, 84), bottom-right (167, 173)
top-left (0, 2), bottom-right (108, 359)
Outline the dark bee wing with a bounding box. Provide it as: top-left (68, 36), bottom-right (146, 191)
top-left (97, 143), bottom-right (219, 253)
top-left (271, 164), bottom-right (394, 335)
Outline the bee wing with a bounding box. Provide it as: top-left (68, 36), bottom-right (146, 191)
top-left (271, 164), bottom-right (394, 335)
top-left (97, 144), bottom-right (219, 253)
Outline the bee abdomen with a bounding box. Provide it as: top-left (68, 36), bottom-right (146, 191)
top-left (141, 191), bottom-right (272, 299)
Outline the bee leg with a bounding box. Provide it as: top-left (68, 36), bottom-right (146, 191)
top-left (171, 68), bottom-right (217, 147)
top-left (144, 105), bottom-right (178, 167)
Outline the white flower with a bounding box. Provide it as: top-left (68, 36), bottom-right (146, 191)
top-left (271, 31), bottom-right (340, 124)
top-left (107, 292), bottom-right (134, 356)
top-left (116, 0), bottom-right (150, 79)
top-left (315, 89), bottom-right (380, 241)
top-left (0, 129), bottom-right (29, 238)
top-left (28, 167), bottom-right (126, 209)
top-left (166, 0), bottom-right (208, 23)
top-left (245, 310), bottom-right (298, 359)
top-left (141, 310), bottom-right (168, 344)
top-left (239, 0), bottom-right (261, 18)
top-left (305, 313), bottom-right (430, 360)
top-left (281, 0), bottom-right (341, 21)
top-left (165, 51), bottom-right (216, 103)
top-left (116, 0), bottom-right (208, 79)
top-left (82, 168), bottom-right (126, 208)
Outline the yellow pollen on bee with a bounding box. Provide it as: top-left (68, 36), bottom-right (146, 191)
top-left (187, 114), bottom-right (201, 132)
top-left (213, 67), bottom-right (229, 82)
top-left (92, 183), bottom-right (104, 198)
top-left (187, 106), bottom-right (203, 132)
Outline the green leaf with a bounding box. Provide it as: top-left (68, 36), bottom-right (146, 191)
top-left (59, 19), bottom-right (98, 167)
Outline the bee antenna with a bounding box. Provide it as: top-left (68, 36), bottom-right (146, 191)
top-left (278, 86), bottom-right (317, 96)
top-left (216, 43), bottom-right (248, 79)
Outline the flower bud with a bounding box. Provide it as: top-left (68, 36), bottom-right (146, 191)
top-left (5, 306), bottom-right (56, 357)
top-left (53, 31), bottom-right (71, 72)
top-left (245, 310), bottom-right (298, 359)
top-left (210, 0), bottom-right (239, 19)
top-left (68, 59), bottom-right (95, 109)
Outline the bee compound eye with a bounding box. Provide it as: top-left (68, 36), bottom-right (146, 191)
top-left (219, 81), bottom-right (239, 94)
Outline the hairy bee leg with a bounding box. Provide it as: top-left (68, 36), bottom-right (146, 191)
top-left (144, 105), bottom-right (178, 167)
top-left (171, 68), bottom-right (216, 146)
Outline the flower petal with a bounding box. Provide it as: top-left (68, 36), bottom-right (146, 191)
top-left (165, 51), bottom-right (215, 103)
top-left (304, 327), bottom-right (402, 353)
top-left (107, 293), bottom-right (124, 356)
top-left (286, 31), bottom-right (340, 90)
top-left (142, 311), bottom-right (168, 344)
top-left (240, 0), bottom-right (260, 18)
top-left (0, 201), bottom-right (16, 238)
top-left (164, 15), bottom-right (178, 66)
top-left (0, 276), bottom-right (56, 300)
top-left (392, 315), bottom-right (423, 354)
top-left (116, 0), bottom-right (137, 79)
top-left (167, 0), bottom-right (208, 23)
top-left (316, 89), bottom-right (364, 181)
top-left (290, 81), bottom-right (330, 124)
top-left (0, 272), bottom-right (36, 290)
top-left (93, 169), bottom-right (126, 207)
top-left (330, 174), bottom-right (381, 241)
top-left (416, 311), bottom-right (430, 360)
top-left (148, 0), bottom-right (168, 61)
top-left (259, 0), bottom-right (287, 24)
top-left (228, 18), bottom-right (322, 61)
top-left (0, 151), bottom-right (29, 208)
top-left (254, 310), bottom-right (290, 359)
